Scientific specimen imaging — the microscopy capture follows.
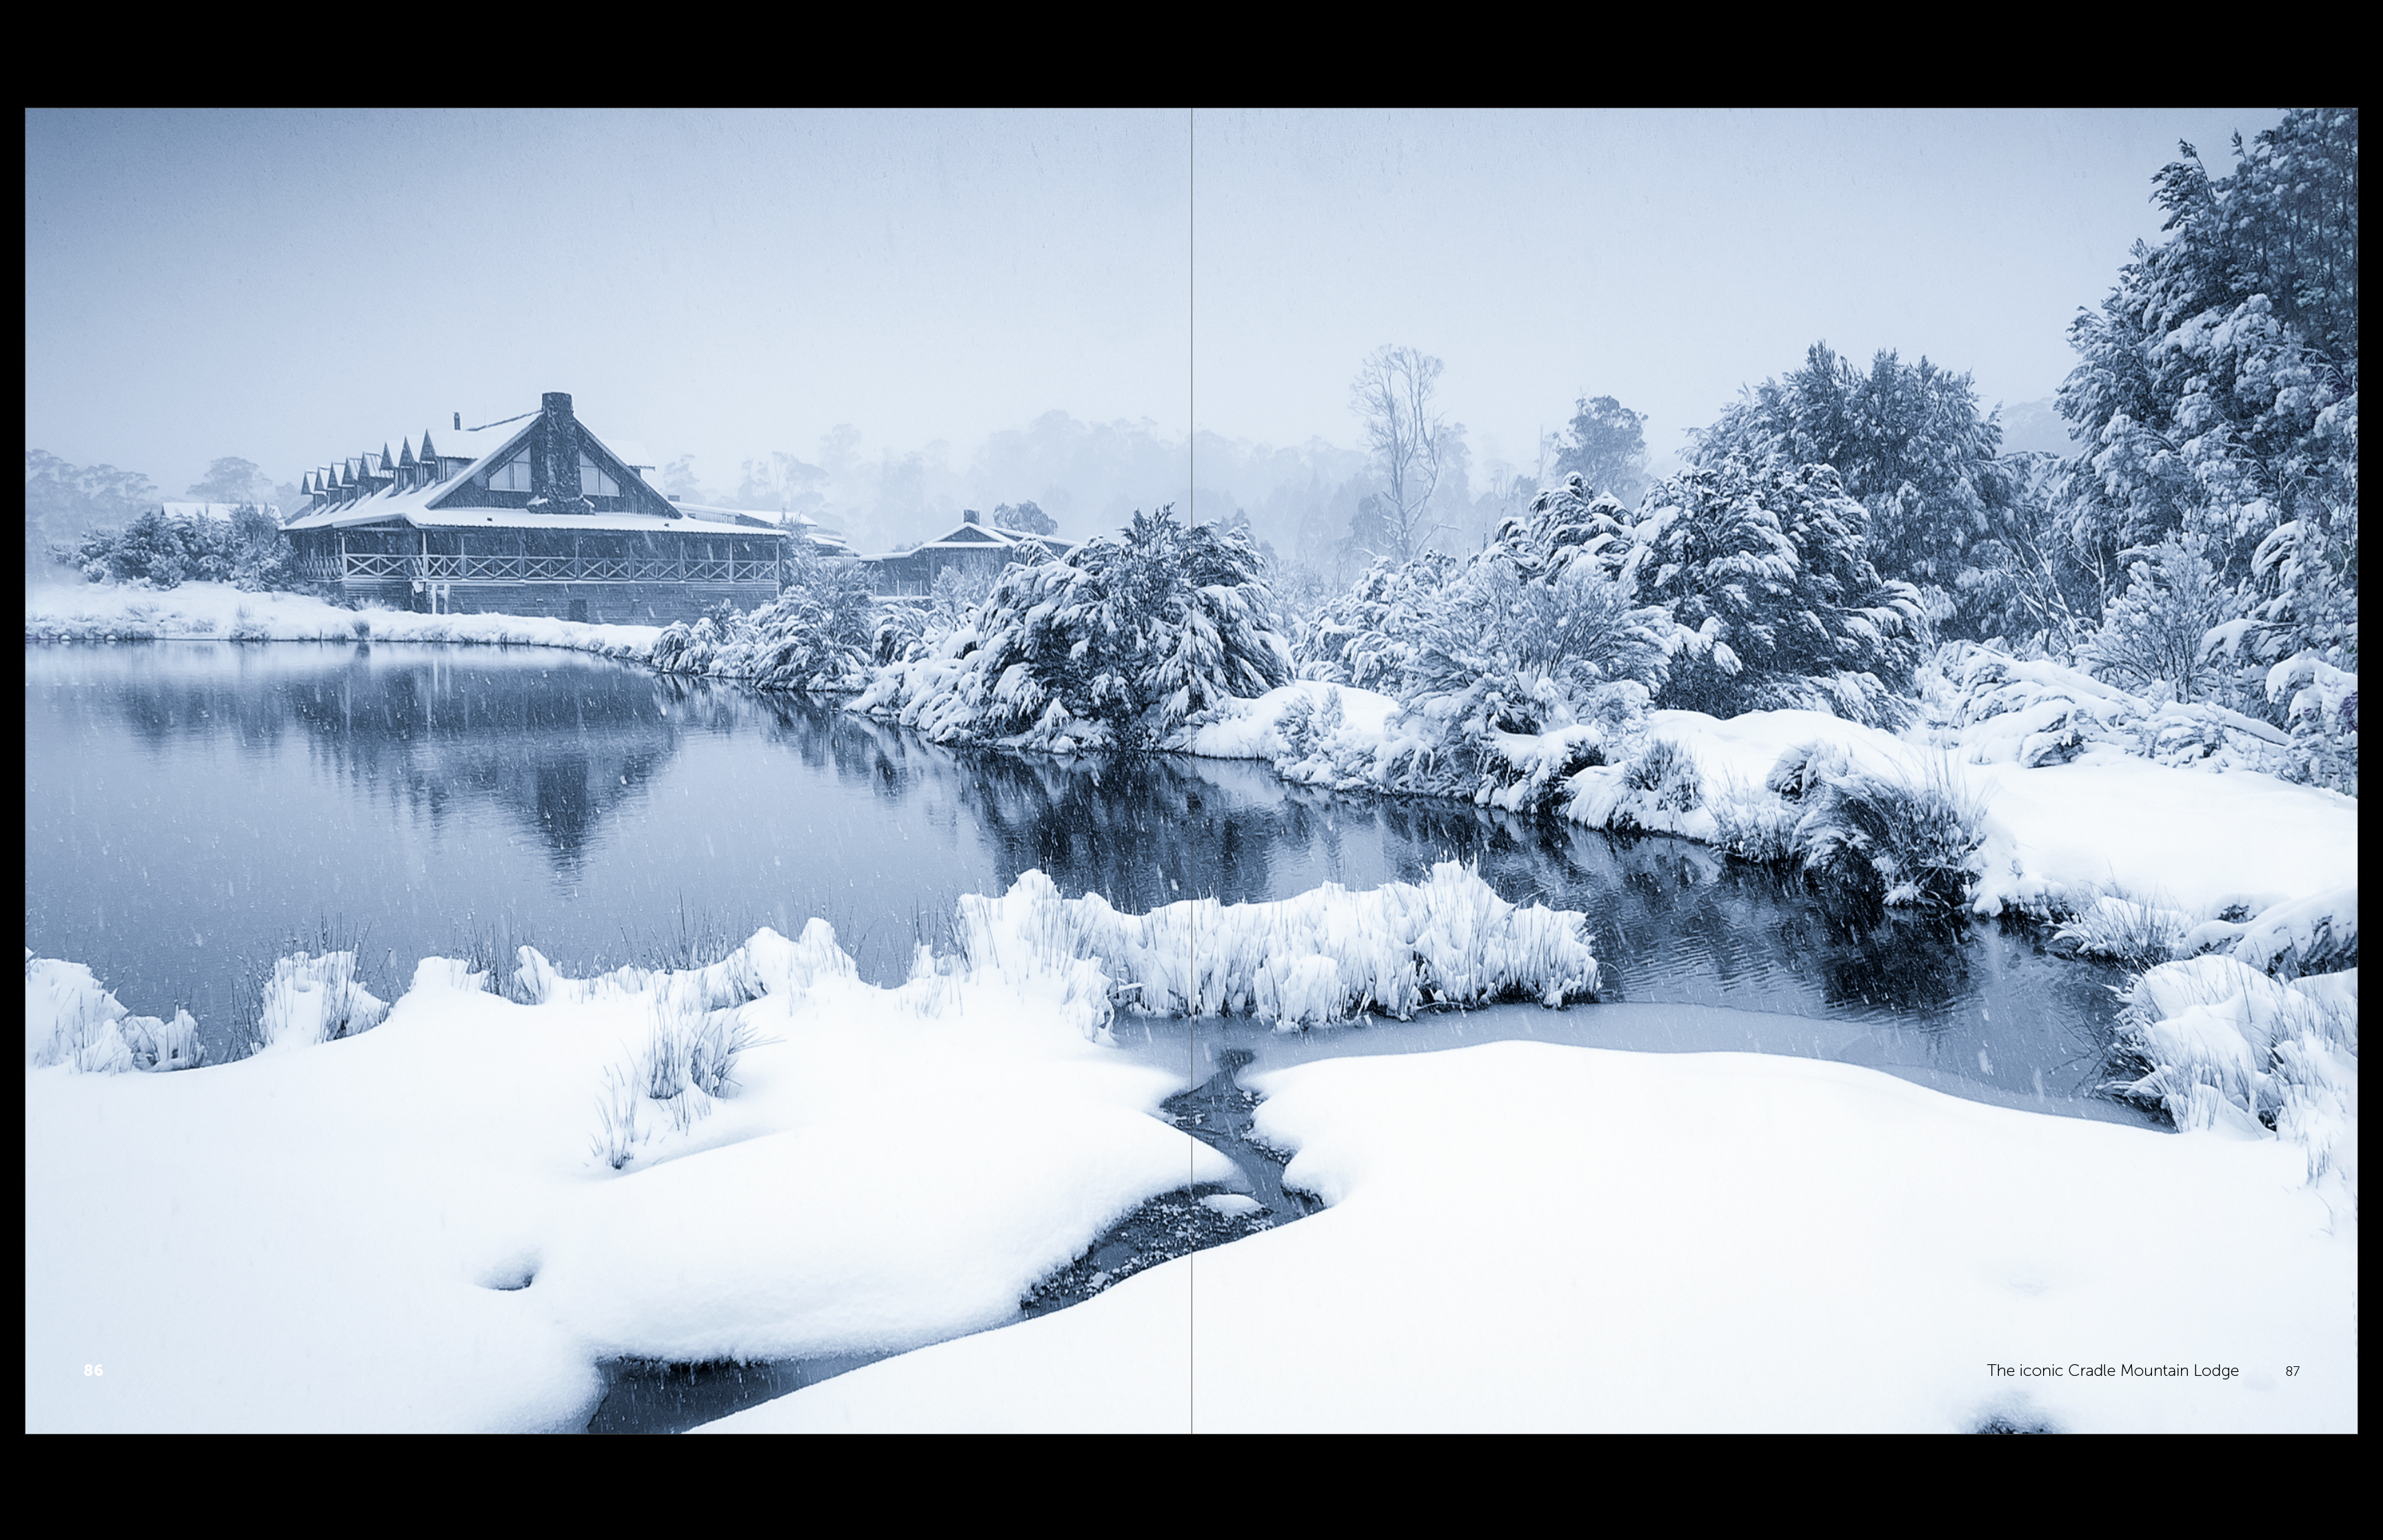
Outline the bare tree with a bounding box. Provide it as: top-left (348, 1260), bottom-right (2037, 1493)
top-left (1349, 345), bottom-right (1449, 561)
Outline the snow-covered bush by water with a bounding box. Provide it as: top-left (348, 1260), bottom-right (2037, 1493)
top-left (26, 951), bottom-right (203, 1073)
top-left (954, 862), bottom-right (1599, 1029)
top-left (1764, 741), bottom-right (1987, 911)
top-left (650, 556), bottom-right (875, 693)
top-left (2052, 893), bottom-right (2198, 968)
top-left (2111, 957), bottom-right (2357, 1207)
top-left (854, 508), bottom-right (1291, 751)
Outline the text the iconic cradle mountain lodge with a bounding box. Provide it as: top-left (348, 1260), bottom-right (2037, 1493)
top-left (285, 393), bottom-right (812, 625)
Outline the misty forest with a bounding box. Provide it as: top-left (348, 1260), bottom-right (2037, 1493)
top-left (26, 110), bottom-right (2356, 1433)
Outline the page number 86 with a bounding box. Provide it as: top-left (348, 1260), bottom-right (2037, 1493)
top-left (83, 1364), bottom-right (103, 1377)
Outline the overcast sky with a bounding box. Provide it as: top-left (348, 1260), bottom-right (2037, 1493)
top-left (26, 108), bottom-right (2285, 495)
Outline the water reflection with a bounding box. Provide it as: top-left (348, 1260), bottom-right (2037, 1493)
top-left (26, 642), bottom-right (2131, 1097)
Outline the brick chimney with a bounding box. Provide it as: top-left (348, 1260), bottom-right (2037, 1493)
top-left (454, 412), bottom-right (461, 430)
top-left (963, 508), bottom-right (981, 525)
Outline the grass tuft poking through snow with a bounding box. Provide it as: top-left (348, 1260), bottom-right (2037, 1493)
top-left (2051, 889), bottom-right (2197, 968)
top-left (24, 951), bottom-right (203, 1073)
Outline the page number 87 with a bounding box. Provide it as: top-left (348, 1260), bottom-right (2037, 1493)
top-left (83, 1364), bottom-right (103, 1377)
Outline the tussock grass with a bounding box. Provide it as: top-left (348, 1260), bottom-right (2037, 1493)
top-left (1770, 744), bottom-right (1987, 913)
top-left (1622, 736), bottom-right (1702, 811)
top-left (2051, 886), bottom-right (2192, 969)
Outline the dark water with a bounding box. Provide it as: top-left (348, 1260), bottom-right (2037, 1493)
top-left (26, 640), bottom-right (2134, 1099)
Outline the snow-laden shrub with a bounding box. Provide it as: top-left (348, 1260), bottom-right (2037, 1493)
top-left (1266, 482), bottom-right (1669, 809)
top-left (1931, 640), bottom-right (2299, 776)
top-left (855, 507), bottom-right (1292, 751)
top-left (61, 505), bottom-right (295, 591)
top-left (1623, 736), bottom-right (1701, 811)
top-left (2227, 886), bottom-right (2357, 981)
top-left (25, 952), bottom-right (203, 1073)
top-left (2110, 956), bottom-right (2358, 1202)
top-left (248, 950), bottom-right (388, 1054)
top-left (1294, 551), bottom-right (1463, 688)
top-left (1617, 458), bottom-right (1926, 727)
top-left (650, 556), bottom-right (874, 693)
top-left (952, 862), bottom-right (1599, 1030)
top-left (1766, 742), bottom-right (1986, 911)
top-left (2264, 652), bottom-right (2357, 796)
top-left (2081, 527), bottom-right (2246, 706)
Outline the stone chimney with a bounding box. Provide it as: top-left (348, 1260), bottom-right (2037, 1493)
top-left (533, 391), bottom-right (588, 511)
top-left (962, 508), bottom-right (981, 525)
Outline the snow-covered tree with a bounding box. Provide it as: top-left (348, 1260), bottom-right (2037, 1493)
top-left (1349, 345), bottom-right (1452, 562)
top-left (1697, 344), bottom-right (2031, 636)
top-left (855, 507), bottom-right (1292, 749)
top-left (27, 450), bottom-right (156, 572)
top-left (1618, 457), bottom-right (1925, 726)
top-left (2055, 112), bottom-right (2357, 657)
top-left (1551, 394), bottom-right (1650, 507)
top-left (1294, 549), bottom-right (1464, 689)
top-left (652, 551), bottom-right (874, 692)
top-left (2053, 108), bottom-right (2357, 780)
top-left (992, 499), bottom-right (1056, 536)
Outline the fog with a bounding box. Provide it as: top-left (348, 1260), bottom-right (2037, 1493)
top-left (28, 109), bottom-right (2281, 553)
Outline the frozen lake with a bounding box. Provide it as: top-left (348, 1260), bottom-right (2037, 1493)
top-left (26, 641), bottom-right (2144, 1118)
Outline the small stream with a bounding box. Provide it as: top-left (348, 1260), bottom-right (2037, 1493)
top-left (586, 1048), bottom-right (1303, 1433)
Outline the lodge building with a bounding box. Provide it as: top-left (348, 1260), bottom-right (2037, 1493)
top-left (285, 392), bottom-right (810, 624)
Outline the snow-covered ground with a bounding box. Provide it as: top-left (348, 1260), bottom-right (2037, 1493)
top-left (26, 911), bottom-right (1234, 1432)
top-left (26, 866), bottom-right (2356, 1433)
top-left (23, 580), bottom-right (659, 660)
top-left (710, 1037), bottom-right (2354, 1433)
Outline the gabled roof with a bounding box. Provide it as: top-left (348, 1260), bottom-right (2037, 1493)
top-left (860, 518), bottom-right (1072, 563)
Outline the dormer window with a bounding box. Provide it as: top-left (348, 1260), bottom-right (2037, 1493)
top-left (579, 452), bottom-right (619, 498)
top-left (489, 454), bottom-right (534, 492)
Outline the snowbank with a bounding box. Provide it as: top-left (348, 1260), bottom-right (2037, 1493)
top-left (24, 580), bottom-right (660, 660)
top-left (26, 911), bottom-right (1235, 1431)
top-left (708, 1038), bottom-right (2356, 1432)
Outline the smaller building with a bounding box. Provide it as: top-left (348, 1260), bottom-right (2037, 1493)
top-left (861, 510), bottom-right (1072, 596)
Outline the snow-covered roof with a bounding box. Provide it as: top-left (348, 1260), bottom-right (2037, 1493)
top-left (285, 487), bottom-right (795, 535)
top-left (864, 518), bottom-right (1072, 560)
top-left (405, 509), bottom-right (792, 534)
top-left (667, 502), bottom-right (796, 530)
